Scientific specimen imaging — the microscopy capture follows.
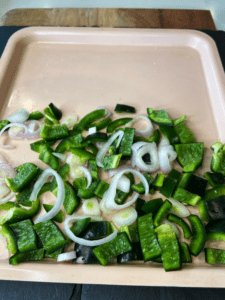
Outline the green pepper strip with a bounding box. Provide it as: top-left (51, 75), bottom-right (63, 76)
top-left (85, 117), bottom-right (111, 131)
top-left (5, 163), bottom-right (40, 193)
top-left (39, 144), bottom-right (59, 171)
top-left (0, 224), bottom-right (18, 254)
top-left (76, 109), bottom-right (105, 131)
top-left (9, 219), bottom-right (38, 253)
top-left (153, 200), bottom-right (172, 227)
top-left (133, 129), bottom-right (160, 144)
top-left (167, 213), bottom-right (192, 239)
top-left (187, 215), bottom-right (206, 256)
top-left (40, 124), bottom-right (69, 141)
top-left (205, 248), bottom-right (225, 264)
top-left (43, 204), bottom-right (64, 223)
top-left (106, 118), bottom-right (132, 134)
top-left (0, 198), bottom-right (40, 225)
top-left (81, 133), bottom-right (108, 147)
top-left (138, 213), bottom-right (161, 262)
top-left (55, 134), bottom-right (83, 153)
top-left (33, 219), bottom-right (67, 254)
top-left (92, 232), bottom-right (132, 266)
top-left (180, 242), bottom-right (192, 263)
top-left (27, 111), bottom-right (44, 121)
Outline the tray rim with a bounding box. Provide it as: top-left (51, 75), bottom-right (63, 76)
top-left (0, 27), bottom-right (225, 287)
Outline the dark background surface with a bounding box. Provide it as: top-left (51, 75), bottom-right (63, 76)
top-left (0, 26), bottom-right (225, 299)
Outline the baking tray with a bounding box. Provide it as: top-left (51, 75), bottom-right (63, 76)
top-left (0, 27), bottom-right (225, 287)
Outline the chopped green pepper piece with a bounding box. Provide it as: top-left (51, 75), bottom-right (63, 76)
top-left (48, 103), bottom-right (62, 120)
top-left (5, 163), bottom-right (40, 192)
top-left (175, 143), bottom-right (204, 172)
top-left (173, 115), bottom-right (195, 144)
top-left (38, 182), bottom-right (51, 196)
top-left (87, 143), bottom-right (99, 156)
top-left (138, 213), bottom-right (161, 261)
top-left (204, 172), bottom-right (225, 188)
top-left (0, 198), bottom-right (40, 225)
top-left (40, 124), bottom-right (69, 141)
top-left (107, 118), bottom-right (133, 133)
top-left (180, 242), bottom-right (192, 263)
top-left (117, 242), bottom-right (143, 263)
top-left (205, 219), bottom-right (225, 241)
top-left (70, 148), bottom-right (95, 162)
top-left (89, 160), bottom-right (98, 181)
top-left (16, 186), bottom-right (33, 207)
top-left (132, 173), bottom-right (154, 194)
top-left (204, 185), bottom-right (225, 201)
top-left (167, 169), bottom-right (182, 182)
top-left (153, 200), bottom-right (172, 227)
top-left (44, 107), bottom-right (59, 124)
top-left (93, 232), bottom-right (132, 266)
top-left (63, 181), bottom-right (80, 215)
top-left (73, 177), bottom-right (87, 191)
top-left (27, 111), bottom-right (44, 120)
top-left (187, 215), bottom-right (206, 256)
top-left (198, 195), bottom-right (225, 221)
top-left (147, 108), bottom-right (173, 126)
top-left (81, 221), bottom-right (111, 240)
top-left (76, 109), bottom-right (105, 131)
top-left (102, 154), bottom-right (122, 170)
top-left (50, 163), bottom-right (70, 193)
top-left (94, 180), bottom-right (109, 198)
top-left (69, 218), bottom-right (91, 239)
top-left (44, 117), bottom-right (54, 125)
top-left (85, 117), bottom-right (111, 131)
top-left (173, 187), bottom-right (201, 206)
top-left (43, 204), bottom-right (64, 223)
top-left (159, 177), bottom-right (177, 198)
top-left (114, 104), bottom-right (135, 114)
top-left (0, 224), bottom-right (18, 254)
top-left (9, 248), bottom-right (45, 266)
top-left (205, 248), bottom-right (225, 264)
top-left (159, 125), bottom-right (179, 145)
top-left (77, 181), bottom-right (98, 199)
top-left (178, 173), bottom-right (207, 197)
top-left (210, 143), bottom-right (225, 175)
top-left (0, 120), bottom-right (10, 130)
top-left (167, 213), bottom-right (192, 239)
top-left (141, 198), bottom-right (164, 216)
top-left (135, 198), bottom-right (147, 217)
top-left (55, 134), bottom-right (83, 153)
top-left (120, 223), bottom-right (139, 243)
top-left (30, 140), bottom-right (55, 153)
top-left (119, 127), bottom-right (135, 158)
top-left (39, 144), bottom-right (59, 170)
top-left (0, 202), bottom-right (19, 210)
top-left (81, 133), bottom-right (108, 147)
top-left (155, 224), bottom-right (181, 271)
top-left (153, 174), bottom-right (165, 189)
top-left (45, 247), bottom-right (64, 259)
top-left (10, 219), bottom-right (38, 253)
top-left (33, 220), bottom-right (67, 254)
top-left (134, 129), bottom-right (160, 144)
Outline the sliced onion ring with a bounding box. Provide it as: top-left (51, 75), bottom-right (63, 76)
top-left (108, 165), bottom-right (133, 178)
top-left (126, 115), bottom-right (153, 137)
top-left (30, 168), bottom-right (65, 224)
top-left (104, 168), bottom-right (148, 210)
top-left (18, 120), bottom-right (42, 140)
top-left (64, 215), bottom-right (117, 246)
top-left (57, 251), bottom-right (76, 262)
top-left (131, 142), bottom-right (148, 167)
top-left (135, 142), bottom-right (160, 173)
top-left (117, 175), bottom-right (130, 193)
top-left (96, 130), bottom-right (124, 167)
top-left (0, 123), bottom-right (29, 149)
top-left (6, 108), bottom-right (29, 123)
top-left (158, 145), bottom-right (177, 174)
top-left (113, 207), bottom-right (137, 226)
top-left (158, 136), bottom-right (170, 151)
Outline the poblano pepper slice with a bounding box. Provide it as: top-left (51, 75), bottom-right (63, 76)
top-left (173, 115), bottom-right (195, 144)
top-left (9, 248), bottom-right (45, 266)
top-left (55, 134), bottom-right (83, 153)
top-left (0, 224), bottom-right (18, 254)
top-left (40, 124), bottom-right (69, 141)
top-left (188, 215), bottom-right (206, 256)
top-left (205, 248), bottom-right (225, 264)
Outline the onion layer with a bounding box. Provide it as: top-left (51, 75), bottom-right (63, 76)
top-left (64, 215), bottom-right (117, 246)
top-left (6, 108), bottom-right (29, 123)
top-left (30, 168), bottom-right (65, 224)
top-left (57, 251), bottom-right (76, 262)
top-left (126, 115), bottom-right (153, 137)
top-left (158, 145), bottom-right (177, 174)
top-left (135, 142), bottom-right (160, 173)
top-left (113, 207), bottom-right (137, 226)
top-left (168, 198), bottom-right (190, 218)
top-left (117, 175), bottom-right (130, 193)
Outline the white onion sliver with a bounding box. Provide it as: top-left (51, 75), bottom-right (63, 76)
top-left (104, 168), bottom-right (148, 210)
top-left (126, 115), bottom-right (153, 137)
top-left (6, 108), bottom-right (29, 123)
top-left (30, 168), bottom-right (65, 224)
top-left (168, 198), bottom-right (190, 218)
top-left (96, 131), bottom-right (124, 167)
top-left (78, 166), bottom-right (92, 188)
top-left (0, 192), bottom-right (16, 204)
top-left (159, 145), bottom-right (177, 174)
top-left (100, 193), bottom-right (117, 215)
top-left (0, 184), bottom-right (10, 199)
top-left (113, 207), bottom-right (137, 226)
top-left (61, 115), bottom-right (78, 128)
top-left (64, 215), bottom-right (117, 246)
top-left (158, 136), bottom-right (170, 151)
top-left (89, 127), bottom-right (96, 135)
top-left (0, 163), bottom-right (17, 181)
top-left (131, 142), bottom-right (148, 167)
top-left (82, 198), bottom-right (100, 216)
top-left (66, 154), bottom-right (86, 179)
top-left (52, 152), bottom-right (67, 162)
top-left (108, 165), bottom-right (133, 178)
top-left (117, 175), bottom-right (130, 193)
top-left (162, 220), bottom-right (181, 238)
top-left (57, 251), bottom-right (76, 262)
top-left (75, 257), bottom-right (85, 264)
top-left (18, 121), bottom-right (42, 140)
top-left (0, 123), bottom-right (29, 149)
top-left (135, 142), bottom-right (160, 173)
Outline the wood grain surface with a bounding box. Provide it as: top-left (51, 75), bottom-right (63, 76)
top-left (0, 8), bottom-right (216, 30)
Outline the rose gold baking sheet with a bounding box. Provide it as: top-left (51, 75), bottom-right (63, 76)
top-left (0, 27), bottom-right (225, 287)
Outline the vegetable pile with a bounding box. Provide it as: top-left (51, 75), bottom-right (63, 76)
top-left (0, 103), bottom-right (224, 270)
